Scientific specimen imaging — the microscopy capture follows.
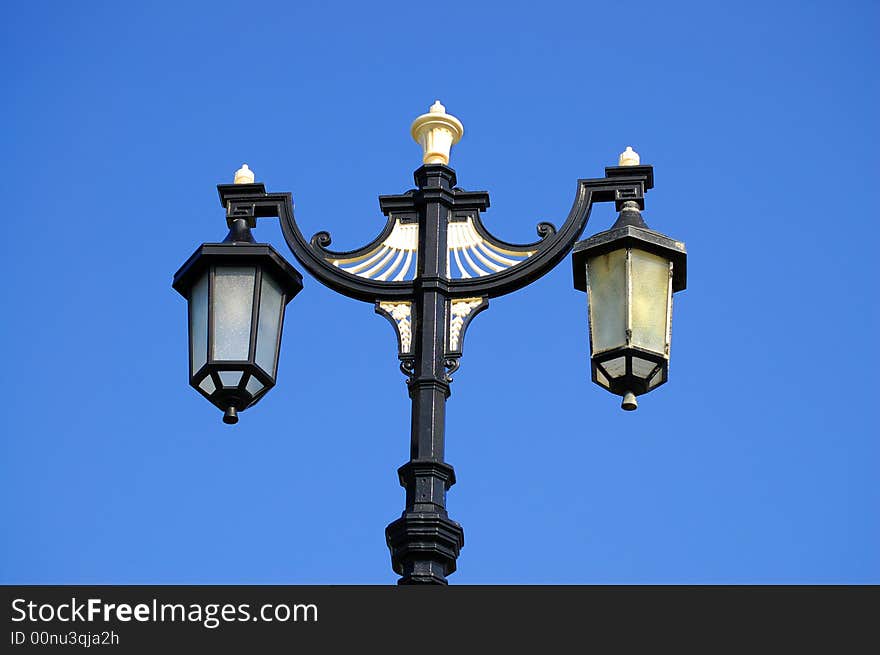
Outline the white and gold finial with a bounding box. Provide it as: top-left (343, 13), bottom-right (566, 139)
top-left (411, 100), bottom-right (464, 165)
top-left (618, 146), bottom-right (640, 166)
top-left (233, 163), bottom-right (255, 184)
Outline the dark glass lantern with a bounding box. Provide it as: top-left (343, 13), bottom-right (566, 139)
top-left (573, 202), bottom-right (686, 411)
top-left (173, 241), bottom-right (302, 424)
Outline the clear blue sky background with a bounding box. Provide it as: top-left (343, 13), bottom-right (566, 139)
top-left (1, 0), bottom-right (877, 584)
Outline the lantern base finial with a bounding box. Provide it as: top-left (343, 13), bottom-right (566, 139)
top-left (621, 391), bottom-right (638, 411)
top-left (223, 406), bottom-right (239, 424)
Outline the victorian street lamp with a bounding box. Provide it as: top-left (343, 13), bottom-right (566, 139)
top-left (172, 174), bottom-right (303, 424)
top-left (172, 102), bottom-right (687, 583)
top-left (571, 148), bottom-right (687, 411)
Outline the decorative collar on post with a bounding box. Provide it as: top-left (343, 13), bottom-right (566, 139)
top-left (410, 100), bottom-right (464, 165)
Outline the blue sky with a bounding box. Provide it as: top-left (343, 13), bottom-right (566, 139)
top-left (1, 0), bottom-right (877, 583)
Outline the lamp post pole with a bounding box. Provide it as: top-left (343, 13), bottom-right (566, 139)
top-left (173, 101), bottom-right (687, 584)
top-left (385, 164), bottom-right (466, 585)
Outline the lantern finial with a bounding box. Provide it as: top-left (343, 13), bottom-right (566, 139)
top-left (618, 146), bottom-right (640, 166)
top-left (233, 163), bottom-right (255, 184)
top-left (411, 100), bottom-right (464, 165)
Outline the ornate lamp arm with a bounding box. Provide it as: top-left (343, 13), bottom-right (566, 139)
top-left (448, 167), bottom-right (654, 300)
top-left (218, 182), bottom-right (414, 303)
top-left (218, 169), bottom-right (654, 306)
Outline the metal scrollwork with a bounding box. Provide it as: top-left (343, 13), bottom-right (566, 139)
top-left (399, 357), bottom-right (416, 384)
top-left (376, 301), bottom-right (413, 355)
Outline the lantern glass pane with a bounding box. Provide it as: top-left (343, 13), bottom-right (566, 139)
top-left (632, 356), bottom-right (657, 380)
top-left (219, 371), bottom-right (243, 388)
top-left (648, 368), bottom-right (665, 389)
top-left (595, 367), bottom-right (610, 388)
top-left (255, 273), bottom-right (284, 377)
top-left (189, 272), bottom-right (209, 376)
top-left (603, 356), bottom-right (627, 378)
top-left (587, 249), bottom-right (627, 354)
top-left (212, 266), bottom-right (256, 361)
top-left (630, 249), bottom-right (671, 355)
top-left (245, 375), bottom-right (265, 397)
top-left (198, 375), bottom-right (216, 395)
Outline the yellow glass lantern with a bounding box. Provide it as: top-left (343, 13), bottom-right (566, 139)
top-left (572, 201), bottom-right (686, 410)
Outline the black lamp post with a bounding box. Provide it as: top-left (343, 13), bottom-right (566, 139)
top-left (172, 102), bottom-right (687, 584)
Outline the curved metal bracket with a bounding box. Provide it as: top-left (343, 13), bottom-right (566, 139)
top-left (464, 208), bottom-right (556, 254)
top-left (311, 213), bottom-right (399, 260)
top-left (375, 300), bottom-right (413, 357)
top-left (447, 172), bottom-right (649, 299)
top-left (277, 197), bottom-right (415, 303)
top-left (220, 165), bottom-right (653, 306)
top-left (217, 183), bottom-right (413, 302)
top-left (443, 296), bottom-right (489, 383)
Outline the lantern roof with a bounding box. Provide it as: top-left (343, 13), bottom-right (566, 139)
top-left (572, 224), bottom-right (687, 293)
top-left (172, 242), bottom-right (303, 300)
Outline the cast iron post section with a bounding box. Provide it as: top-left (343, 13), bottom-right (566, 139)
top-left (385, 164), bottom-right (464, 585)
